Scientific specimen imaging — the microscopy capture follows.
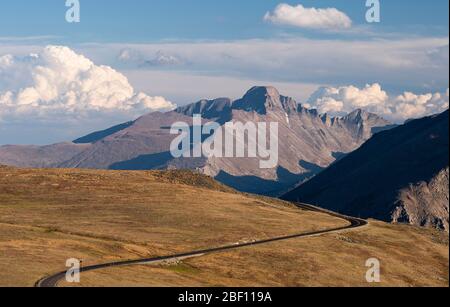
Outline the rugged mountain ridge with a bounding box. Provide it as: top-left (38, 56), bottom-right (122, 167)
top-left (283, 110), bottom-right (449, 230)
top-left (393, 167), bottom-right (449, 231)
top-left (0, 86), bottom-right (393, 195)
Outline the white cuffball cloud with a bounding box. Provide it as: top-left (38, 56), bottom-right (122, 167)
top-left (0, 45), bottom-right (175, 123)
top-left (264, 3), bottom-right (352, 30)
top-left (307, 83), bottom-right (449, 122)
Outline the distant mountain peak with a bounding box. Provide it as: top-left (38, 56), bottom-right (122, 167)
top-left (246, 86), bottom-right (281, 99)
top-left (232, 86), bottom-right (287, 115)
top-left (334, 109), bottom-right (393, 139)
top-left (1, 85), bottom-right (399, 197)
top-left (176, 97), bottom-right (232, 121)
top-left (336, 108), bottom-right (391, 128)
top-left (344, 108), bottom-right (385, 122)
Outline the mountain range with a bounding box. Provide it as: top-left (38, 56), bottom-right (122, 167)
top-left (283, 110), bottom-right (449, 231)
top-left (0, 86), bottom-right (393, 196)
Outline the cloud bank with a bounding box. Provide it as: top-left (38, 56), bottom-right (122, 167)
top-left (118, 49), bottom-right (184, 67)
top-left (264, 3), bottom-right (352, 30)
top-left (306, 84), bottom-right (449, 122)
top-left (0, 46), bottom-right (175, 124)
top-left (107, 38), bottom-right (449, 94)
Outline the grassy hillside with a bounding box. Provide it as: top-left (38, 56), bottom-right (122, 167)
top-left (62, 222), bottom-right (449, 287)
top-left (0, 167), bottom-right (448, 287)
top-left (0, 167), bottom-right (344, 286)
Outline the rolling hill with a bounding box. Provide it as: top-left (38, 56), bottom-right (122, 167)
top-left (0, 166), bottom-right (447, 287)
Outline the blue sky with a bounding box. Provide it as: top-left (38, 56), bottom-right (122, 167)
top-left (1, 0), bottom-right (448, 42)
top-left (0, 1), bottom-right (449, 144)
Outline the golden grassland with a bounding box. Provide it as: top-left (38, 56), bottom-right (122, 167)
top-left (0, 166), bottom-right (448, 287)
top-left (0, 166), bottom-right (346, 287)
top-left (65, 221), bottom-right (448, 287)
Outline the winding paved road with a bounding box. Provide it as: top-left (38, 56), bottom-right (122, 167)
top-left (35, 203), bottom-right (367, 287)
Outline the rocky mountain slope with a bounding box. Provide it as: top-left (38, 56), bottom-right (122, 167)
top-left (283, 111), bottom-right (449, 231)
top-left (0, 86), bottom-right (393, 195)
top-left (0, 143), bottom-right (90, 168)
top-left (393, 168), bottom-right (449, 231)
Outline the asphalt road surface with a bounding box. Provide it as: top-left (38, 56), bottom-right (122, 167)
top-left (36, 203), bottom-right (368, 287)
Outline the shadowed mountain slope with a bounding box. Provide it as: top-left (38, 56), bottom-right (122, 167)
top-left (73, 121), bottom-right (135, 144)
top-left (283, 110), bottom-right (449, 231)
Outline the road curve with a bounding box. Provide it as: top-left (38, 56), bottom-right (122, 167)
top-left (35, 203), bottom-right (367, 287)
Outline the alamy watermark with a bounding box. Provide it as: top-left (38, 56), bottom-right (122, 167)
top-left (65, 1), bottom-right (380, 25)
top-left (366, 0), bottom-right (381, 23)
top-left (65, 0), bottom-right (80, 23)
top-left (170, 115), bottom-right (279, 169)
top-left (65, 258), bottom-right (81, 283)
top-left (366, 258), bottom-right (381, 283)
